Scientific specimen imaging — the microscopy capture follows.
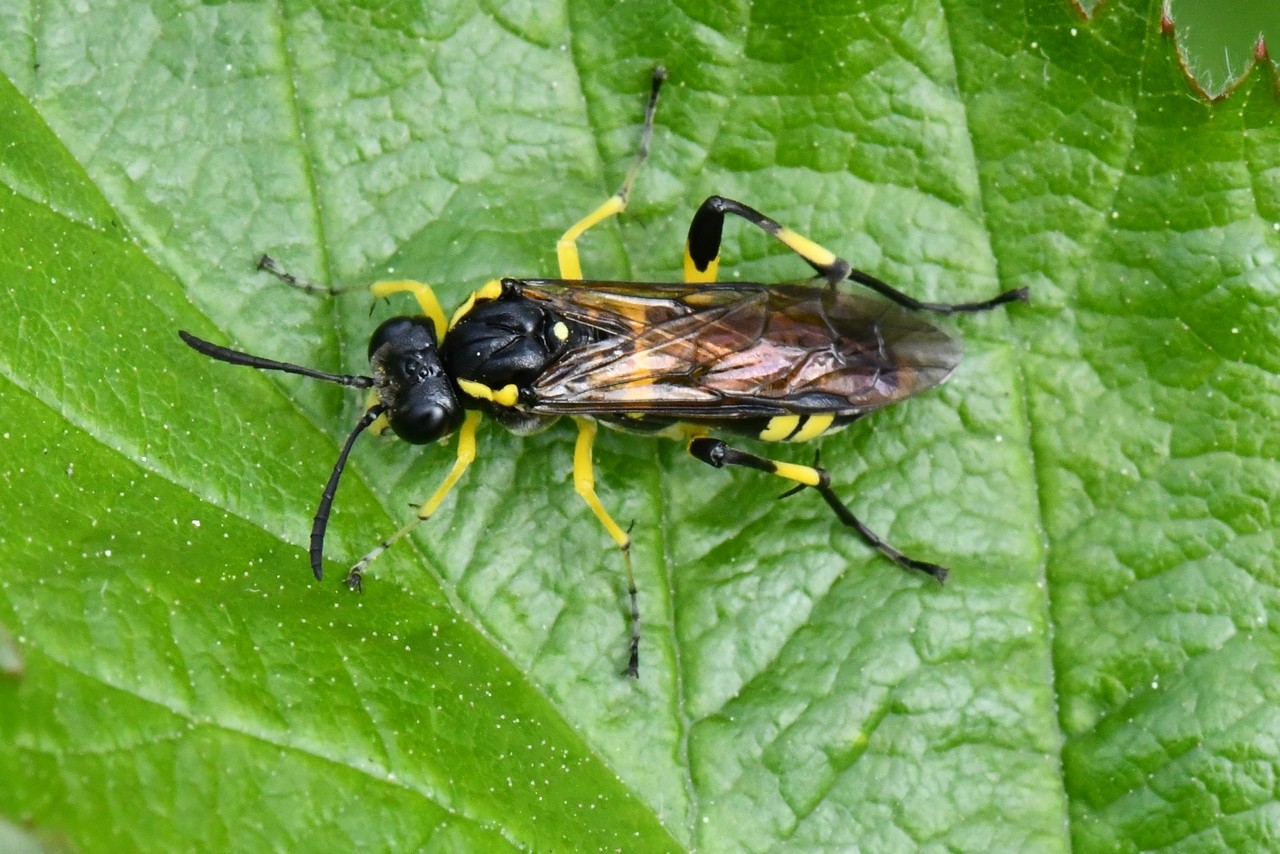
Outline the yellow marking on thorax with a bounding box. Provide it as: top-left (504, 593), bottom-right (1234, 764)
top-left (457, 378), bottom-right (519, 407)
top-left (449, 279), bottom-right (504, 330)
top-left (552, 320), bottom-right (570, 341)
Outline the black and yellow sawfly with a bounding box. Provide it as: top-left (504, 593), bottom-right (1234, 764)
top-left (180, 67), bottom-right (1026, 676)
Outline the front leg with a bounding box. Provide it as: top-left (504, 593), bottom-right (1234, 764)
top-left (341, 410), bottom-right (483, 590)
top-left (571, 417), bottom-right (642, 677)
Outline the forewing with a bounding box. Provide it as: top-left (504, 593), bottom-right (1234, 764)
top-left (523, 281), bottom-right (961, 418)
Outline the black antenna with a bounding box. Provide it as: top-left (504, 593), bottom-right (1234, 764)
top-left (178, 331), bottom-right (375, 388)
top-left (311, 404), bottom-right (386, 579)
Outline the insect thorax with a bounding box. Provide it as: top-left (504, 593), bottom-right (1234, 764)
top-left (442, 284), bottom-right (597, 434)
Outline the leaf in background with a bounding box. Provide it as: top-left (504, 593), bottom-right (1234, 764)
top-left (1, 0), bottom-right (1277, 851)
top-left (1158, 0), bottom-right (1279, 97)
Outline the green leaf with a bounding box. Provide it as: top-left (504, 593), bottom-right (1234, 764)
top-left (1, 0), bottom-right (1277, 850)
top-left (1160, 0), bottom-right (1280, 97)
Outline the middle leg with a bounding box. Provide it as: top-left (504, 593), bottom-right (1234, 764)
top-left (571, 417), bottom-right (642, 677)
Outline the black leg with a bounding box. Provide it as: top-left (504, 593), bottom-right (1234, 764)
top-left (682, 195), bottom-right (1029, 312)
top-left (687, 436), bottom-right (949, 582)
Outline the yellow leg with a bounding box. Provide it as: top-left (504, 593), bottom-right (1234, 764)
top-left (557, 196), bottom-right (626, 280)
top-left (682, 196), bottom-right (1030, 312)
top-left (257, 256), bottom-right (449, 340)
top-left (369, 280), bottom-right (449, 342)
top-left (256, 254), bottom-right (349, 294)
top-left (556, 67), bottom-right (665, 281)
top-left (571, 417), bottom-right (641, 677)
top-left (572, 417), bottom-right (631, 547)
top-left (343, 410), bottom-right (482, 589)
top-left (682, 196), bottom-right (851, 286)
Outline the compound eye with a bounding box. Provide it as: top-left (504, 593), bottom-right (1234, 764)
top-left (369, 316), bottom-right (435, 361)
top-left (389, 376), bottom-right (463, 444)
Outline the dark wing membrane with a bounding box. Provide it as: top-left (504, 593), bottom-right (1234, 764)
top-left (516, 279), bottom-right (961, 418)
